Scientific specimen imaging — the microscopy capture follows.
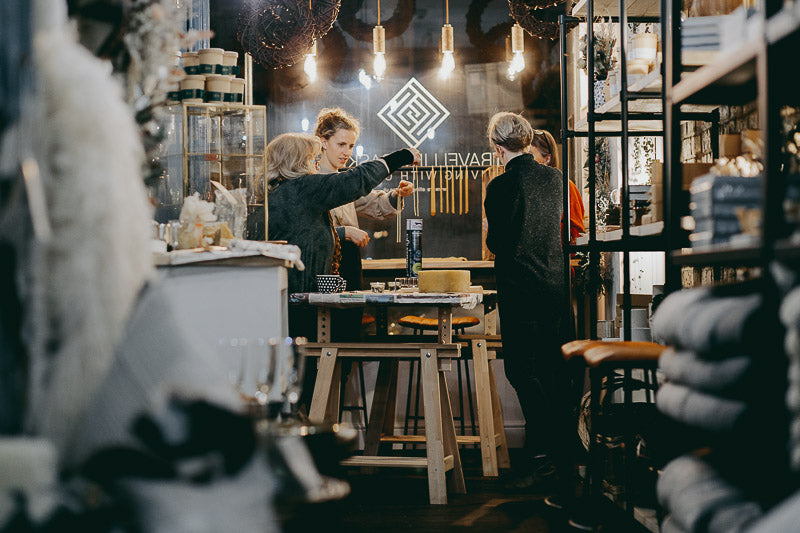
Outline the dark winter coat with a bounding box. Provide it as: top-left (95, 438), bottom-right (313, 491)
top-left (484, 153), bottom-right (565, 299)
top-left (268, 151), bottom-right (412, 294)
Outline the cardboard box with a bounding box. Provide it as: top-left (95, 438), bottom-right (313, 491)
top-left (741, 129), bottom-right (763, 157)
top-left (651, 162), bottom-right (715, 190)
top-left (719, 133), bottom-right (741, 158)
top-left (616, 293), bottom-right (653, 308)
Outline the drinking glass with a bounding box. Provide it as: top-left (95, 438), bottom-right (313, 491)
top-left (254, 337), bottom-right (274, 407)
top-left (284, 337), bottom-right (307, 416)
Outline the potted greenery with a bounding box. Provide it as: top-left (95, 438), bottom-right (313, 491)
top-left (576, 20), bottom-right (617, 107)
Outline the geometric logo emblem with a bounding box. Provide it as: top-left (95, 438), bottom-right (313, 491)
top-left (377, 77), bottom-right (450, 148)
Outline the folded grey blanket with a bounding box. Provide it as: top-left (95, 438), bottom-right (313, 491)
top-left (658, 455), bottom-right (761, 533)
top-left (659, 349), bottom-right (753, 397)
top-left (651, 288), bottom-right (762, 355)
top-left (657, 382), bottom-right (748, 432)
top-left (660, 515), bottom-right (687, 533)
top-left (746, 488), bottom-right (800, 533)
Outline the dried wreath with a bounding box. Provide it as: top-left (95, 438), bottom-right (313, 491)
top-left (508, 0), bottom-right (578, 41)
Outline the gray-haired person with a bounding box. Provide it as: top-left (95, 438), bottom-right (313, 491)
top-left (484, 112), bottom-right (575, 503)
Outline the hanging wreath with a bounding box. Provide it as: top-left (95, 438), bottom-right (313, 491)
top-left (466, 0), bottom-right (512, 63)
top-left (508, 0), bottom-right (578, 41)
top-left (311, 0), bottom-right (343, 38)
top-left (337, 0), bottom-right (416, 42)
top-left (237, 0), bottom-right (316, 69)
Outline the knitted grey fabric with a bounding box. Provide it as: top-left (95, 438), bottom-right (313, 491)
top-left (746, 489), bottom-right (800, 533)
top-left (656, 382), bottom-right (748, 432)
top-left (651, 288), bottom-right (762, 355)
top-left (659, 349), bottom-right (753, 397)
top-left (658, 455), bottom-right (758, 533)
top-left (117, 456), bottom-right (276, 533)
top-left (70, 280), bottom-right (241, 466)
top-left (660, 515), bottom-right (688, 533)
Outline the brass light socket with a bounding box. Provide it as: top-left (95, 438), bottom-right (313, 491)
top-left (373, 25), bottom-right (386, 54)
top-left (511, 23), bottom-right (524, 54)
top-left (441, 24), bottom-right (454, 54)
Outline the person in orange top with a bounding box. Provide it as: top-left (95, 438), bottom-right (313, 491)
top-left (530, 129), bottom-right (585, 244)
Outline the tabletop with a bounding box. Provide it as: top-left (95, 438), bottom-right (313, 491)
top-left (289, 290), bottom-right (496, 310)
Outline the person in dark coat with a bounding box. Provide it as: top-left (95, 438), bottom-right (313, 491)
top-left (267, 133), bottom-right (419, 412)
top-left (267, 133), bottom-right (420, 298)
top-left (484, 112), bottom-right (573, 495)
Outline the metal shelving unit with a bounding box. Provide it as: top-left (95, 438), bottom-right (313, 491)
top-left (560, 0), bottom-right (677, 346)
top-left (663, 0), bottom-right (800, 289)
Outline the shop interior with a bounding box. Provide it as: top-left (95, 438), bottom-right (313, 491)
top-left (2, 0), bottom-right (800, 531)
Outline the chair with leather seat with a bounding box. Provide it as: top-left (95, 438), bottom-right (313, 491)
top-left (561, 339), bottom-right (667, 514)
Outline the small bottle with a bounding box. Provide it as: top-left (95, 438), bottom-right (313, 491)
top-left (405, 219), bottom-right (423, 277)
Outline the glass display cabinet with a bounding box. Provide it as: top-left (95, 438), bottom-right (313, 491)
top-left (152, 102), bottom-right (267, 240)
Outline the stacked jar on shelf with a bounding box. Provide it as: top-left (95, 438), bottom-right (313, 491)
top-left (605, 29), bottom-right (660, 101)
top-left (168, 48), bottom-right (246, 105)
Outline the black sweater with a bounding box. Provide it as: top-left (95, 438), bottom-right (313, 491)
top-left (268, 150), bottom-right (413, 293)
top-left (484, 153), bottom-right (565, 298)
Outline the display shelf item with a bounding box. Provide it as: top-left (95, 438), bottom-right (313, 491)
top-left (151, 102), bottom-right (267, 240)
top-left (571, 0), bottom-right (660, 17)
top-left (671, 242), bottom-right (761, 266)
top-left (670, 38), bottom-right (759, 104)
top-left (767, 5), bottom-right (800, 44)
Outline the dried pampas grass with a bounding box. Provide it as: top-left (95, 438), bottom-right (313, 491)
top-left (25, 0), bottom-right (154, 464)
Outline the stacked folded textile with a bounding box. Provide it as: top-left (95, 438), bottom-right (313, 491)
top-left (657, 455), bottom-right (763, 533)
top-left (651, 284), bottom-right (793, 530)
top-left (779, 286), bottom-right (800, 471)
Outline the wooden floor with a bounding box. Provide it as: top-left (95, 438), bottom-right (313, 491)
top-left (278, 450), bottom-right (656, 533)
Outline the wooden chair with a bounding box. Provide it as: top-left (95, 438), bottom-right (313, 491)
top-left (562, 340), bottom-right (667, 514)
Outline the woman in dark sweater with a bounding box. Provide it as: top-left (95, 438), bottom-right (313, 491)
top-left (266, 133), bottom-right (419, 333)
top-left (484, 112), bottom-right (573, 493)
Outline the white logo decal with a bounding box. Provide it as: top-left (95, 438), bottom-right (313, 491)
top-left (377, 78), bottom-right (450, 148)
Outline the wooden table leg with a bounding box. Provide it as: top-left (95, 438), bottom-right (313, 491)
top-left (420, 348), bottom-right (448, 504)
top-left (317, 307), bottom-right (331, 342)
top-left (488, 361), bottom-right (510, 469)
top-left (309, 346), bottom-right (339, 424)
top-left (471, 339), bottom-right (499, 477)
top-left (364, 360), bottom-right (394, 456)
top-left (439, 366), bottom-right (466, 494)
top-left (437, 306), bottom-right (452, 344)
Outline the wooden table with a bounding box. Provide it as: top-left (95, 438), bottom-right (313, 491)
top-left (292, 290), bottom-right (509, 503)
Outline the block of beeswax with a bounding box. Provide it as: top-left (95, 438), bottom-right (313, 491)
top-left (417, 270), bottom-right (471, 293)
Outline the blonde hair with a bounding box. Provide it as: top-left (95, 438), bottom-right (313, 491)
top-left (487, 112), bottom-right (534, 153)
top-left (532, 129), bottom-right (561, 170)
top-left (266, 133), bottom-right (321, 188)
top-left (314, 107), bottom-right (360, 140)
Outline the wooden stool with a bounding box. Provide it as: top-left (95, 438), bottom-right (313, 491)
top-left (398, 315), bottom-right (480, 335)
top-left (562, 340), bottom-right (667, 513)
top-left (305, 342), bottom-right (466, 504)
top-left (399, 315), bottom-right (480, 440)
top-left (361, 313), bottom-right (375, 328)
top-left (392, 316), bottom-right (510, 477)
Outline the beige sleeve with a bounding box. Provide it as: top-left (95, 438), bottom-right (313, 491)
top-left (353, 189), bottom-right (397, 220)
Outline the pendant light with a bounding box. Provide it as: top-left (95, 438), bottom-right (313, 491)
top-left (439, 0), bottom-right (455, 79)
top-left (373, 0), bottom-right (386, 80)
top-left (507, 23), bottom-right (525, 80)
top-left (304, 39), bottom-right (318, 82)
top-left (303, 2), bottom-right (317, 82)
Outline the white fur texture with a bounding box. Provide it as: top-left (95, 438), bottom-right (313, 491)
top-left (25, 0), bottom-right (154, 462)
